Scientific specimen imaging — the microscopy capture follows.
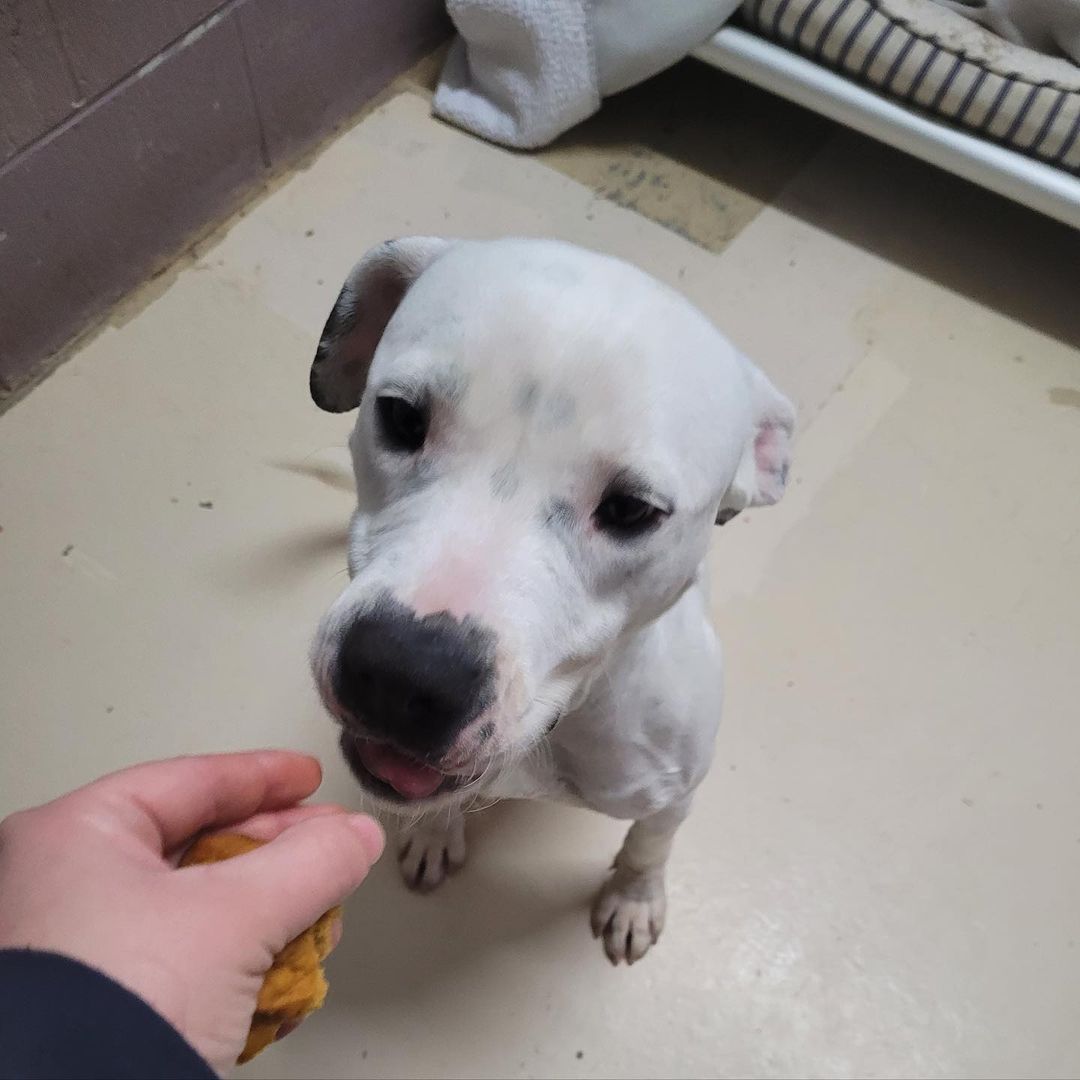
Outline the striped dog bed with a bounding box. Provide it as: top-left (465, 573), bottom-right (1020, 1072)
top-left (742, 0), bottom-right (1080, 173)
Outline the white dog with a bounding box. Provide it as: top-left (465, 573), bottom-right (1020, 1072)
top-left (309, 237), bottom-right (794, 964)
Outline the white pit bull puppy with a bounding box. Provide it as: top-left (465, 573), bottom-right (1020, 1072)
top-left (309, 237), bottom-right (794, 964)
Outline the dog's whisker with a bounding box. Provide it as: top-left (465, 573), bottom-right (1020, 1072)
top-left (463, 795), bottom-right (500, 815)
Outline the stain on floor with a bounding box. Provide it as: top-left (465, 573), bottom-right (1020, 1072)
top-left (1048, 386), bottom-right (1080, 409)
top-left (537, 60), bottom-right (831, 252)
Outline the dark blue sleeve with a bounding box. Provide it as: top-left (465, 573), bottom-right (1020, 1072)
top-left (0, 949), bottom-right (216, 1079)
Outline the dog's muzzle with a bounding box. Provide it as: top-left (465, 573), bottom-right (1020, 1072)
top-left (331, 599), bottom-right (496, 800)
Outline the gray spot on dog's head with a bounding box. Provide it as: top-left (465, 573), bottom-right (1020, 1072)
top-left (515, 379), bottom-right (540, 416)
top-left (491, 462), bottom-right (520, 501)
top-left (536, 258), bottom-right (585, 288)
top-left (543, 498), bottom-right (576, 531)
top-left (538, 391), bottom-right (577, 433)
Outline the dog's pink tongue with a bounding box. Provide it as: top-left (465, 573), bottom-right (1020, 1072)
top-left (357, 741), bottom-right (444, 799)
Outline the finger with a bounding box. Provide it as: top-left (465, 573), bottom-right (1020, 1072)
top-left (64, 751), bottom-right (324, 852)
top-left (327, 914), bottom-right (343, 952)
top-left (169, 804), bottom-right (350, 865)
top-left (213, 803), bottom-right (348, 844)
top-left (213, 814), bottom-right (384, 944)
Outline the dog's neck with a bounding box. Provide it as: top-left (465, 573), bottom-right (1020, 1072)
top-left (565, 563), bottom-right (709, 719)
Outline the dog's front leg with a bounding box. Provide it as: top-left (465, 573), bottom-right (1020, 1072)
top-left (397, 810), bottom-right (467, 892)
top-left (590, 797), bottom-right (690, 965)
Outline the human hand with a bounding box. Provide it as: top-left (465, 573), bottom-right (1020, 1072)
top-left (0, 751), bottom-right (384, 1076)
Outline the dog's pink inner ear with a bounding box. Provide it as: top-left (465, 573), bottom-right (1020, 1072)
top-left (752, 421), bottom-right (790, 506)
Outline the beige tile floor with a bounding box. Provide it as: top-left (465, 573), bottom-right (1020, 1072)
top-left (2, 80), bottom-right (1080, 1079)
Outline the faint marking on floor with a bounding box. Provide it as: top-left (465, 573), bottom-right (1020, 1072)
top-left (1048, 387), bottom-right (1080, 409)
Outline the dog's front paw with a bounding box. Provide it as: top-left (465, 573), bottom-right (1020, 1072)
top-left (590, 865), bottom-right (667, 965)
top-left (397, 815), bottom-right (466, 892)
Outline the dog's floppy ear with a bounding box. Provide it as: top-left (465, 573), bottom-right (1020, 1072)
top-left (310, 237), bottom-right (451, 412)
top-left (716, 354), bottom-right (795, 524)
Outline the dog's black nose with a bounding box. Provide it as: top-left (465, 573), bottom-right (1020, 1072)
top-left (334, 603), bottom-right (495, 756)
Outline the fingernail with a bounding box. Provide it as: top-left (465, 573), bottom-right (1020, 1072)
top-left (346, 813), bottom-right (385, 862)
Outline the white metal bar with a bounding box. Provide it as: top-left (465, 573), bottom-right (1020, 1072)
top-left (692, 26), bottom-right (1080, 230)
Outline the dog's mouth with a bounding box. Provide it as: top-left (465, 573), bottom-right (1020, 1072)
top-left (340, 730), bottom-right (467, 802)
top-left (337, 700), bottom-right (564, 803)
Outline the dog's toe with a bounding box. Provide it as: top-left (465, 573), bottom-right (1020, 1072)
top-left (397, 816), bottom-right (466, 892)
top-left (590, 869), bottom-right (667, 965)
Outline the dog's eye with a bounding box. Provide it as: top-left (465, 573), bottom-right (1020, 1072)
top-left (376, 395), bottom-right (428, 453)
top-left (593, 493), bottom-right (665, 538)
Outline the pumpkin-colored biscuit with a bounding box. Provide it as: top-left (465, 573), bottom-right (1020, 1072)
top-left (180, 833), bottom-right (341, 1064)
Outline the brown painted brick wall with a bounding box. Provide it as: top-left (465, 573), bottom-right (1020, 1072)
top-left (0, 0), bottom-right (81, 164)
top-left (0, 0), bottom-right (448, 397)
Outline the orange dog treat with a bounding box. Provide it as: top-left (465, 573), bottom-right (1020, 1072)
top-left (180, 833), bottom-right (341, 1064)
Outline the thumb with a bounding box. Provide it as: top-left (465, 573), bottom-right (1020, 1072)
top-left (219, 813), bottom-right (384, 943)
